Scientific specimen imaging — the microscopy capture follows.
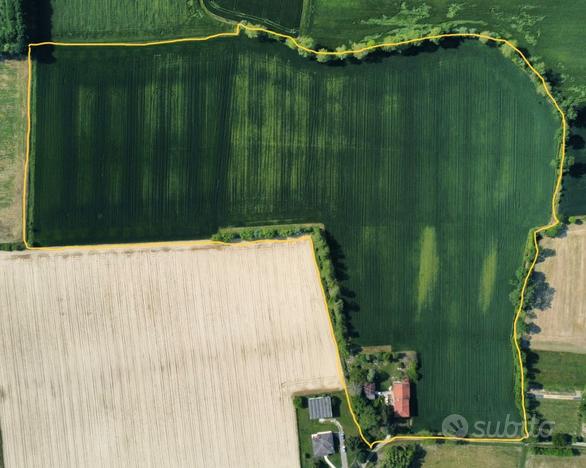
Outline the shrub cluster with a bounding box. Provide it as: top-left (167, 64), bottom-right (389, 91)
top-left (532, 433), bottom-right (576, 457)
top-left (0, 242), bottom-right (26, 251)
top-left (210, 226), bottom-right (307, 242)
top-left (0, 0), bottom-right (26, 54)
top-left (508, 232), bottom-right (538, 411)
top-left (378, 444), bottom-right (417, 468)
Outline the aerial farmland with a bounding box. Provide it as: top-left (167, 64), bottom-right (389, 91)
top-left (1, 0), bottom-right (584, 466)
top-left (0, 240), bottom-right (342, 467)
top-left (28, 35), bottom-right (557, 431)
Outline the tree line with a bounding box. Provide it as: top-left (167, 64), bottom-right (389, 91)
top-left (0, 0), bottom-right (26, 54)
top-left (211, 224), bottom-right (352, 360)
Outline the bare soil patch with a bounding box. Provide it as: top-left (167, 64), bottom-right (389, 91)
top-left (0, 239), bottom-right (342, 467)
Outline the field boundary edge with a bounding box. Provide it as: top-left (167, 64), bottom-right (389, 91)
top-left (21, 23), bottom-right (568, 450)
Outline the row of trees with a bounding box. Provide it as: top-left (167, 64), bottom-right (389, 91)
top-left (0, 0), bottom-right (26, 54)
top-left (211, 225), bottom-right (352, 360)
top-left (243, 21), bottom-right (579, 130)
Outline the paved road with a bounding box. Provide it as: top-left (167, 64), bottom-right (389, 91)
top-left (324, 455), bottom-right (336, 468)
top-left (320, 418), bottom-right (349, 468)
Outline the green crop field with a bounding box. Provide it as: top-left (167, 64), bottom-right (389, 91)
top-left (304, 0), bottom-right (586, 217)
top-left (418, 444), bottom-right (521, 467)
top-left (203, 0), bottom-right (304, 33)
top-left (34, 0), bottom-right (226, 42)
top-left (528, 351), bottom-right (586, 392)
top-left (29, 36), bottom-right (558, 431)
top-left (534, 399), bottom-right (581, 436)
top-left (305, 0), bottom-right (586, 102)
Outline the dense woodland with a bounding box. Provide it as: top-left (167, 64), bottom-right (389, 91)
top-left (0, 0), bottom-right (26, 54)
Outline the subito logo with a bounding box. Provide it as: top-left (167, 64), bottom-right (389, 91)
top-left (442, 414), bottom-right (469, 437)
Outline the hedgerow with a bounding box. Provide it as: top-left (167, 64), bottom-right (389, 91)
top-left (212, 225), bottom-right (352, 361)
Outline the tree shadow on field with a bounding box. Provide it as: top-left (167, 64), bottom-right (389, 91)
top-left (569, 162), bottom-right (586, 178)
top-left (544, 69), bottom-right (564, 89)
top-left (537, 247), bottom-right (556, 262)
top-left (331, 395), bottom-right (342, 418)
top-left (526, 350), bottom-right (543, 389)
top-left (532, 271), bottom-right (556, 311)
top-left (324, 231), bottom-right (361, 343)
top-left (23, 0), bottom-right (55, 63)
top-left (569, 134), bottom-right (585, 150)
top-left (574, 105), bottom-right (586, 128)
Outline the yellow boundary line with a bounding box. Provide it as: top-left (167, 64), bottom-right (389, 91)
top-left (21, 23), bottom-right (567, 450)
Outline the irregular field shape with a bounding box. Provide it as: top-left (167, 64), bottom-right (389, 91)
top-left (29, 38), bottom-right (558, 430)
top-left (531, 224), bottom-right (586, 354)
top-left (0, 240), bottom-right (341, 467)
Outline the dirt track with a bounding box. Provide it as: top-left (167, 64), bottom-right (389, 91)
top-left (531, 224), bottom-right (586, 353)
top-left (0, 239), bottom-right (342, 467)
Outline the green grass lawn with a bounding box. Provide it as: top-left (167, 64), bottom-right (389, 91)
top-left (295, 392), bottom-right (360, 467)
top-left (528, 351), bottom-right (586, 392)
top-left (526, 453), bottom-right (586, 468)
top-left (0, 60), bottom-right (26, 243)
top-left (533, 399), bottom-right (581, 436)
top-left (418, 443), bottom-right (521, 467)
top-left (29, 35), bottom-right (558, 432)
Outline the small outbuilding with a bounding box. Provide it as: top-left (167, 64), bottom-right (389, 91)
top-left (311, 431), bottom-right (335, 457)
top-left (363, 382), bottom-right (376, 400)
top-left (391, 379), bottom-right (411, 418)
top-left (308, 396), bottom-right (333, 420)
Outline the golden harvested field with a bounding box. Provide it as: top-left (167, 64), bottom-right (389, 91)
top-left (531, 224), bottom-right (586, 353)
top-left (0, 239), bottom-right (342, 467)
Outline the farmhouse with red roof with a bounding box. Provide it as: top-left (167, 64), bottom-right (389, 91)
top-left (391, 379), bottom-right (411, 418)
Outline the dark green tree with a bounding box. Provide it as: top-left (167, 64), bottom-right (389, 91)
top-left (552, 432), bottom-right (571, 448)
top-left (0, 0), bottom-right (26, 54)
top-left (378, 445), bottom-right (416, 468)
top-left (293, 396), bottom-right (306, 409)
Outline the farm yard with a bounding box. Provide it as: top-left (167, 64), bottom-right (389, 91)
top-left (27, 33), bottom-right (559, 432)
top-left (530, 224), bottom-right (586, 354)
top-left (0, 239), bottom-right (342, 467)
